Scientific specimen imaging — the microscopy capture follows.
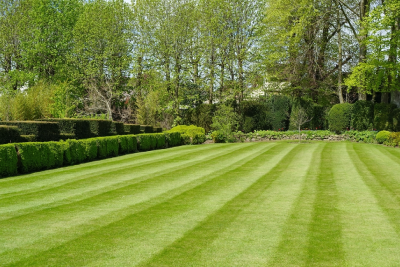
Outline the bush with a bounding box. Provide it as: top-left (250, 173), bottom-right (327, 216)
top-left (343, 130), bottom-right (377, 143)
top-left (351, 101), bottom-right (374, 131)
top-left (0, 126), bottom-right (21, 144)
top-left (112, 122), bottom-right (125, 135)
top-left (97, 120), bottom-right (113, 136)
top-left (0, 121), bottom-right (60, 141)
top-left (328, 103), bottom-right (353, 133)
top-left (169, 125), bottom-right (206, 144)
top-left (140, 125), bottom-right (154, 133)
top-left (164, 132), bottom-right (181, 147)
top-left (374, 103), bottom-right (396, 131)
top-left (211, 130), bottom-right (226, 143)
top-left (117, 135), bottom-right (136, 154)
top-left (266, 95), bottom-right (291, 131)
top-left (153, 127), bottom-right (163, 133)
top-left (376, 130), bottom-right (391, 144)
top-left (393, 109), bottom-right (400, 131)
top-left (63, 139), bottom-right (87, 165)
top-left (154, 133), bottom-right (166, 149)
top-left (124, 124), bottom-right (141, 134)
top-left (16, 142), bottom-right (64, 173)
top-left (83, 138), bottom-right (98, 161)
top-left (137, 134), bottom-right (157, 151)
top-left (189, 104), bottom-right (217, 132)
top-left (39, 118), bottom-right (92, 139)
top-left (0, 144), bottom-right (18, 177)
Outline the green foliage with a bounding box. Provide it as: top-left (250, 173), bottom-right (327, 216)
top-left (385, 132), bottom-right (400, 147)
top-left (351, 101), bottom-right (374, 131)
top-left (0, 144), bottom-right (18, 177)
top-left (376, 131), bottom-right (391, 144)
top-left (164, 132), bottom-right (181, 147)
top-left (16, 142), bottom-right (64, 173)
top-left (211, 105), bottom-right (239, 143)
top-left (39, 118), bottom-right (93, 139)
top-left (393, 109), bottom-right (400, 132)
top-left (328, 103), bottom-right (353, 133)
top-left (239, 101), bottom-right (270, 132)
top-left (63, 140), bottom-right (87, 165)
top-left (154, 127), bottom-right (163, 133)
top-left (117, 135), bottom-right (136, 154)
top-left (374, 103), bottom-right (396, 131)
top-left (265, 95), bottom-right (291, 131)
top-left (140, 125), bottom-right (154, 134)
top-left (188, 104), bottom-right (217, 133)
top-left (0, 121), bottom-right (60, 141)
top-left (169, 125), bottom-right (206, 145)
top-left (343, 131), bottom-right (377, 143)
top-left (0, 126), bottom-right (21, 144)
top-left (124, 124), bottom-right (141, 134)
top-left (137, 134), bottom-right (157, 151)
top-left (154, 133), bottom-right (166, 149)
top-left (111, 122), bottom-right (125, 135)
top-left (83, 138), bottom-right (98, 161)
top-left (211, 130), bottom-right (226, 143)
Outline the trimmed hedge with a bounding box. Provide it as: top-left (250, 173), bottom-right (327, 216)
top-left (351, 101), bottom-right (374, 131)
top-left (124, 124), bottom-right (141, 134)
top-left (154, 127), bottom-right (163, 133)
top-left (111, 122), bottom-right (125, 135)
top-left (0, 144), bottom-right (18, 177)
top-left (137, 134), bottom-right (157, 151)
top-left (374, 103), bottom-right (396, 131)
top-left (165, 132), bottom-right (182, 147)
top-left (328, 103), bottom-right (353, 133)
top-left (0, 126), bottom-right (21, 144)
top-left (39, 119), bottom-right (92, 139)
top-left (140, 125), bottom-right (154, 134)
top-left (0, 121), bottom-right (59, 141)
top-left (16, 142), bottom-right (64, 173)
top-left (169, 125), bottom-right (206, 145)
top-left (0, 133), bottom-right (172, 178)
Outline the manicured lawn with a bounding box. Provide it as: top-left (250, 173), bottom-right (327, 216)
top-left (1, 141), bottom-right (400, 266)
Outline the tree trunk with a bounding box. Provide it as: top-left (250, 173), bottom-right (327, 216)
top-left (358, 0), bottom-right (370, 100)
top-left (337, 1), bottom-right (344, 103)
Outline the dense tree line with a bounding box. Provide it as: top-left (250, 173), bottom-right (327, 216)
top-left (0, 0), bottom-right (398, 128)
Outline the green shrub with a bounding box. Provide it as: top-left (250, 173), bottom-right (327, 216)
top-left (97, 120), bottom-right (113, 136)
top-left (154, 133), bottom-right (166, 149)
top-left (374, 103), bottom-right (396, 131)
top-left (97, 137), bottom-right (108, 158)
top-left (393, 109), bottom-right (400, 131)
top-left (111, 122), bottom-right (125, 135)
top-left (107, 137), bottom-right (119, 157)
top-left (0, 121), bottom-right (59, 141)
top-left (16, 142), bottom-right (64, 173)
top-left (376, 130), bottom-right (391, 144)
top-left (385, 132), bottom-right (400, 147)
top-left (211, 130), bottom-right (226, 143)
top-left (63, 139), bottom-right (87, 165)
top-left (169, 125), bottom-right (206, 144)
top-left (137, 134), bottom-right (157, 151)
top-left (0, 144), bottom-right (18, 177)
top-left (164, 132), bottom-right (181, 147)
top-left (124, 124), bottom-right (141, 134)
top-left (117, 135), bottom-right (132, 154)
top-left (351, 101), bottom-right (374, 131)
top-left (328, 103), bottom-right (353, 133)
top-left (266, 95), bottom-right (291, 131)
top-left (189, 104), bottom-right (217, 132)
top-left (0, 126), bottom-right (21, 144)
top-left (140, 125), bottom-right (154, 133)
top-left (83, 138), bottom-right (98, 161)
top-left (20, 135), bottom-right (37, 142)
top-left (343, 130), bottom-right (377, 143)
top-left (39, 118), bottom-right (92, 139)
top-left (153, 127), bottom-right (163, 133)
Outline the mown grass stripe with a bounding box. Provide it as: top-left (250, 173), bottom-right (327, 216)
top-left (334, 143), bottom-right (400, 266)
top-left (190, 143), bottom-right (320, 267)
top-left (0, 144), bottom-right (220, 198)
top-left (306, 142), bottom-right (344, 266)
top-left (5, 143), bottom-right (293, 266)
top-left (268, 143), bottom-right (325, 267)
top-left (347, 143), bottom-right (400, 237)
top-left (0, 143), bottom-right (264, 239)
top-left (0, 143), bottom-right (277, 265)
top-left (0, 143), bottom-right (247, 216)
top-left (139, 143), bottom-right (312, 267)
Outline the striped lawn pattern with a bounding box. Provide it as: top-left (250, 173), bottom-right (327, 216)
top-left (1, 142), bottom-right (400, 266)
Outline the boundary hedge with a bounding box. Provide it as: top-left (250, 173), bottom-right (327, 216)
top-left (0, 132), bottom-right (182, 178)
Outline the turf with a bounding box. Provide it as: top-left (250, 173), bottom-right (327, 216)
top-left (1, 141), bottom-right (400, 266)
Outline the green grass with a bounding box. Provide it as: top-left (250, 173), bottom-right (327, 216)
top-left (1, 141), bottom-right (400, 266)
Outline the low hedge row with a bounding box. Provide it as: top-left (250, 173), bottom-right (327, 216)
top-left (124, 124), bottom-right (141, 134)
top-left (0, 126), bottom-right (21, 144)
top-left (168, 125), bottom-right (206, 145)
top-left (0, 121), bottom-right (60, 141)
top-left (0, 132), bottom-right (183, 178)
